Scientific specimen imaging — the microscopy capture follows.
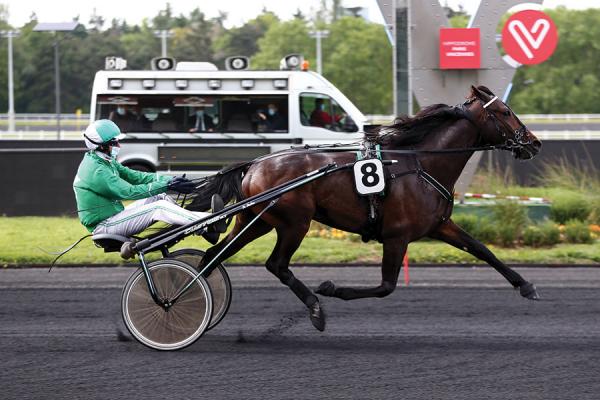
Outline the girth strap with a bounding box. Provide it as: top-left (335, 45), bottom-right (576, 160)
top-left (386, 158), bottom-right (453, 203)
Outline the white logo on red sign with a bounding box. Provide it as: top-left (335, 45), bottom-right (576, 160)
top-left (502, 10), bottom-right (558, 65)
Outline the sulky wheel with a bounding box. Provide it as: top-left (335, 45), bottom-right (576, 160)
top-left (170, 248), bottom-right (232, 331)
top-left (121, 259), bottom-right (213, 351)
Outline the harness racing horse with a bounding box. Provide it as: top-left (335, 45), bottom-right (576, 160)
top-left (187, 85), bottom-right (542, 332)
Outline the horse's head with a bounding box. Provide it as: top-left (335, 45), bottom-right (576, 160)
top-left (467, 85), bottom-right (541, 160)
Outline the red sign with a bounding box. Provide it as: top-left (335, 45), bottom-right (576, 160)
top-left (439, 28), bottom-right (480, 69)
top-left (502, 10), bottom-right (558, 65)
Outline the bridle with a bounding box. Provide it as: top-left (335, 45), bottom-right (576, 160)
top-left (478, 95), bottom-right (534, 155)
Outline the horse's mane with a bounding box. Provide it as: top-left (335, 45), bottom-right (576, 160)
top-left (369, 85), bottom-right (494, 146)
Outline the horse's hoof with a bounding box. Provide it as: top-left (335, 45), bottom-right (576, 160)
top-left (316, 280), bottom-right (336, 297)
top-left (309, 301), bottom-right (326, 332)
top-left (519, 282), bottom-right (540, 300)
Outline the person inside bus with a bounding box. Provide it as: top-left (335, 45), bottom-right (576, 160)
top-left (188, 106), bottom-right (215, 133)
top-left (109, 104), bottom-right (138, 133)
top-left (255, 103), bottom-right (287, 132)
top-left (73, 119), bottom-right (227, 245)
top-left (309, 98), bottom-right (343, 128)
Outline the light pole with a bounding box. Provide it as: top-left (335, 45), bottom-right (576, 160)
top-left (0, 30), bottom-right (19, 135)
top-left (33, 22), bottom-right (78, 139)
top-left (309, 30), bottom-right (329, 75)
top-left (154, 30), bottom-right (174, 57)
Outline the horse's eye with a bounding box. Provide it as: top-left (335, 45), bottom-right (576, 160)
top-left (503, 110), bottom-right (511, 117)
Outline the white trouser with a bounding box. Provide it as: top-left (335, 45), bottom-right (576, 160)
top-left (93, 194), bottom-right (210, 238)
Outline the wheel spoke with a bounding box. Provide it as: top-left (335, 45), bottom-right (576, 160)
top-left (122, 261), bottom-right (212, 350)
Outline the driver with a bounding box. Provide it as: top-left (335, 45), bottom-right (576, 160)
top-left (73, 119), bottom-right (226, 244)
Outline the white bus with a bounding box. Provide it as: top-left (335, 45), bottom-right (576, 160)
top-left (90, 57), bottom-right (367, 174)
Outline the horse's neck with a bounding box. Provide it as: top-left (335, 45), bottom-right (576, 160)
top-left (415, 119), bottom-right (480, 190)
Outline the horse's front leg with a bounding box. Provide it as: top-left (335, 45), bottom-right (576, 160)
top-left (429, 219), bottom-right (539, 300)
top-left (316, 238), bottom-right (407, 300)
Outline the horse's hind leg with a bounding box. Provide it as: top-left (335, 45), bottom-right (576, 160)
top-left (430, 219), bottom-right (539, 300)
top-left (316, 238), bottom-right (408, 300)
top-left (266, 225), bottom-right (326, 331)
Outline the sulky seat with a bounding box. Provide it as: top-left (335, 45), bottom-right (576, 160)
top-left (92, 233), bottom-right (132, 253)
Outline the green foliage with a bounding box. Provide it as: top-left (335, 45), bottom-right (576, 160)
top-left (522, 222), bottom-right (561, 247)
top-left (324, 17), bottom-right (393, 114)
top-left (452, 214), bottom-right (478, 234)
top-left (252, 16), bottom-right (392, 114)
top-left (495, 224), bottom-right (519, 247)
top-left (522, 225), bottom-right (544, 247)
top-left (538, 157), bottom-right (600, 194)
top-left (213, 12), bottom-right (279, 65)
top-left (509, 7), bottom-right (600, 113)
top-left (492, 201), bottom-right (529, 231)
top-left (1, 217), bottom-right (598, 265)
top-left (252, 19), bottom-right (313, 70)
top-left (5, 6), bottom-right (600, 115)
top-left (449, 15), bottom-right (469, 28)
top-left (589, 197), bottom-right (600, 225)
top-left (564, 219), bottom-right (593, 244)
top-left (550, 192), bottom-right (592, 224)
top-left (472, 218), bottom-right (498, 244)
top-left (540, 221), bottom-right (561, 245)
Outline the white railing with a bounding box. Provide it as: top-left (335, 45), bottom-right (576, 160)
top-left (0, 113), bottom-right (90, 120)
top-left (2, 113), bottom-right (600, 122)
top-left (519, 114), bottom-right (600, 121)
top-left (365, 114), bottom-right (600, 122)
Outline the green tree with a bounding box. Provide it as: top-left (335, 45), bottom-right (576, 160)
top-left (120, 22), bottom-right (160, 70)
top-left (509, 7), bottom-right (600, 113)
top-left (170, 9), bottom-right (217, 63)
top-left (252, 19), bottom-right (313, 70)
top-left (252, 16), bottom-right (392, 114)
top-left (0, 5), bottom-right (12, 111)
top-left (212, 11), bottom-right (279, 66)
top-left (323, 17), bottom-right (392, 114)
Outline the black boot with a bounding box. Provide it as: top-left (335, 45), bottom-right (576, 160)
top-left (202, 230), bottom-right (220, 245)
top-left (210, 194), bottom-right (227, 233)
top-left (201, 194), bottom-right (227, 245)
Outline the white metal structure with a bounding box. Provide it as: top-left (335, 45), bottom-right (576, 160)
top-left (89, 61), bottom-right (367, 175)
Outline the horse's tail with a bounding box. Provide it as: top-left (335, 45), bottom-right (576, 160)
top-left (186, 161), bottom-right (251, 212)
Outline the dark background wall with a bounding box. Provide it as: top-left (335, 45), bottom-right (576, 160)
top-left (0, 141), bottom-right (84, 216)
top-left (486, 140), bottom-right (599, 186)
top-left (0, 140), bottom-right (598, 216)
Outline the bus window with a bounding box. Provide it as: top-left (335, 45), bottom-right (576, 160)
top-left (300, 93), bottom-right (357, 132)
top-left (222, 95), bottom-right (288, 133)
top-left (97, 95), bottom-right (186, 133)
top-left (95, 94), bottom-right (287, 134)
top-left (176, 96), bottom-right (219, 133)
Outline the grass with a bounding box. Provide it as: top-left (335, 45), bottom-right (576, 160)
top-left (0, 216), bottom-right (598, 266)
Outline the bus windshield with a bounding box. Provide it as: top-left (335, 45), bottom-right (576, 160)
top-left (95, 94), bottom-right (289, 134)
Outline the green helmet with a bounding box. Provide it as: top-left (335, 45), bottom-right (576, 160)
top-left (83, 119), bottom-right (125, 150)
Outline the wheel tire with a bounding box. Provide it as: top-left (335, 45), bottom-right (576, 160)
top-left (121, 259), bottom-right (213, 351)
top-left (170, 248), bottom-right (232, 331)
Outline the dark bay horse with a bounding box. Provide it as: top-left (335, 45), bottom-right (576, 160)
top-left (188, 85), bottom-right (542, 331)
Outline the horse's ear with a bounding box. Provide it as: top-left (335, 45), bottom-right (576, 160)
top-left (470, 85), bottom-right (490, 101)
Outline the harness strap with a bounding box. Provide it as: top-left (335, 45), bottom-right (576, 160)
top-left (386, 158), bottom-right (453, 203)
top-left (417, 170), bottom-right (453, 202)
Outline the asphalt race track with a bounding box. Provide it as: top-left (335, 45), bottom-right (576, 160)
top-left (2, 266), bottom-right (600, 399)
